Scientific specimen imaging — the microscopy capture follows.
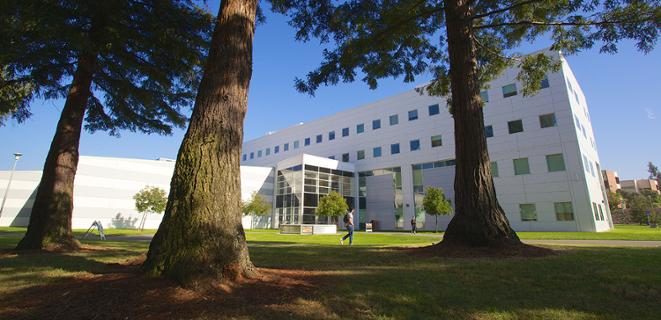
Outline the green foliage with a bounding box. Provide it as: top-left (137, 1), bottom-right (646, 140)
top-left (242, 192), bottom-right (271, 216)
top-left (270, 0), bottom-right (659, 98)
top-left (607, 191), bottom-right (623, 211)
top-left (0, 0), bottom-right (213, 134)
top-left (648, 162), bottom-right (661, 180)
top-left (133, 186), bottom-right (167, 215)
top-left (315, 191), bottom-right (349, 218)
top-left (422, 187), bottom-right (452, 217)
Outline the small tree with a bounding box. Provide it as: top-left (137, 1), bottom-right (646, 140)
top-left (133, 186), bottom-right (167, 231)
top-left (423, 187), bottom-right (453, 232)
top-left (316, 191), bottom-right (349, 224)
top-left (607, 191), bottom-right (623, 212)
top-left (242, 192), bottom-right (271, 228)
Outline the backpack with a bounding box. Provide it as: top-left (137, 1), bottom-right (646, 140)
top-left (343, 213), bottom-right (350, 223)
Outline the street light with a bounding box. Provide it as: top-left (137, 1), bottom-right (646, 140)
top-left (0, 153), bottom-right (23, 219)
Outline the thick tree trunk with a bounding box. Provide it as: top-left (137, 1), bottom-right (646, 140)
top-left (439, 0), bottom-right (520, 247)
top-left (142, 0), bottom-right (258, 286)
top-left (16, 52), bottom-right (97, 251)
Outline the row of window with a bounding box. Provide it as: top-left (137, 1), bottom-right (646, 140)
top-left (491, 153), bottom-right (566, 177)
top-left (242, 104), bottom-right (443, 161)
top-left (518, 202), bottom-right (575, 222)
top-left (480, 76), bottom-right (549, 103)
top-left (484, 112), bottom-right (557, 139)
top-left (330, 135), bottom-right (444, 162)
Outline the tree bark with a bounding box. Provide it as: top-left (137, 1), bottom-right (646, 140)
top-left (16, 51), bottom-right (97, 251)
top-left (439, 0), bottom-right (521, 247)
top-left (142, 0), bottom-right (258, 286)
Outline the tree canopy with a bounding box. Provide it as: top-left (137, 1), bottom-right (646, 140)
top-left (242, 192), bottom-right (271, 216)
top-left (134, 186), bottom-right (168, 215)
top-left (270, 0), bottom-right (659, 98)
top-left (316, 191), bottom-right (350, 218)
top-left (0, 0), bottom-right (213, 133)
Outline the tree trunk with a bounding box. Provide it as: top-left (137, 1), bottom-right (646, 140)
top-left (435, 215), bottom-right (438, 233)
top-left (439, 0), bottom-right (520, 247)
top-left (16, 51), bottom-right (97, 251)
top-left (142, 0), bottom-right (258, 286)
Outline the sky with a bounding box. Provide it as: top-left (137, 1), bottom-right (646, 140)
top-left (0, 3), bottom-right (659, 180)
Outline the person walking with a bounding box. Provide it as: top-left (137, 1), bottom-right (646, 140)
top-left (340, 208), bottom-right (355, 245)
top-left (410, 217), bottom-right (417, 235)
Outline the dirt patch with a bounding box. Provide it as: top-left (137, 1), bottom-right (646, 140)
top-left (0, 262), bottom-right (329, 320)
top-left (401, 242), bottom-right (557, 259)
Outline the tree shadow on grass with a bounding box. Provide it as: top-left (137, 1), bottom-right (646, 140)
top-left (2, 244), bottom-right (660, 319)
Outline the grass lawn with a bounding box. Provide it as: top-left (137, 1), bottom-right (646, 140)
top-left (2, 224), bottom-right (660, 241)
top-left (1, 232), bottom-right (660, 319)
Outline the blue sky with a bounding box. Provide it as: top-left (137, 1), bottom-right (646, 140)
top-left (0, 5), bottom-right (659, 180)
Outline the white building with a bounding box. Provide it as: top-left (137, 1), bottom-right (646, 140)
top-left (1, 50), bottom-right (613, 232)
top-left (0, 156), bottom-right (274, 230)
top-left (241, 51), bottom-right (613, 232)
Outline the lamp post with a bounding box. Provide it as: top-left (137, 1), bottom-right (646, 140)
top-left (0, 153), bottom-right (23, 219)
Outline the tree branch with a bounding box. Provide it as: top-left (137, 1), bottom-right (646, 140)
top-left (471, 0), bottom-right (546, 20)
top-left (474, 16), bottom-right (657, 29)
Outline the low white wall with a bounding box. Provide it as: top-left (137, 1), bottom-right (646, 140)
top-left (0, 156), bottom-right (274, 230)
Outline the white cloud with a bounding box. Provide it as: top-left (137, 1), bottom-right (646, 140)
top-left (645, 108), bottom-right (656, 120)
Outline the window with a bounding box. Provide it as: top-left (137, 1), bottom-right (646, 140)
top-left (284, 143), bottom-right (289, 151)
top-left (357, 150), bottom-right (365, 160)
top-left (357, 123), bottom-right (364, 134)
top-left (491, 161), bottom-right (499, 177)
top-left (428, 104), bottom-right (440, 116)
top-left (431, 135), bottom-right (443, 147)
top-left (342, 153), bottom-right (350, 162)
top-left (373, 147), bottom-right (382, 158)
top-left (513, 158), bottom-right (530, 175)
top-left (583, 154), bottom-right (590, 173)
top-left (274, 146), bottom-right (279, 154)
top-left (391, 143), bottom-right (400, 155)
top-left (250, 152), bottom-right (254, 159)
top-left (508, 119), bottom-right (523, 134)
top-left (592, 202), bottom-right (600, 220)
top-left (293, 141), bottom-right (299, 149)
top-left (316, 134), bottom-right (322, 143)
top-left (480, 90), bottom-right (489, 102)
top-left (555, 202), bottom-right (574, 221)
top-left (266, 148), bottom-right (271, 156)
top-left (502, 83), bottom-right (518, 98)
top-left (539, 113), bottom-right (557, 128)
top-left (342, 127), bottom-right (349, 137)
top-left (242, 154), bottom-right (247, 161)
top-left (258, 150), bottom-right (262, 157)
top-left (408, 110), bottom-right (418, 121)
top-left (329, 131), bottom-right (335, 141)
top-left (410, 139), bottom-right (421, 151)
top-left (546, 154), bottom-right (566, 172)
top-left (389, 114), bottom-right (399, 125)
top-left (598, 205), bottom-right (605, 220)
top-left (541, 75), bottom-right (550, 89)
top-left (372, 119), bottom-right (381, 130)
top-left (520, 204), bottom-right (537, 221)
top-left (305, 137), bottom-right (311, 146)
top-left (484, 125), bottom-right (494, 138)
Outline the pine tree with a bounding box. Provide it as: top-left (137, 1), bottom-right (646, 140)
top-left (270, 0), bottom-right (660, 248)
top-left (0, 0), bottom-right (212, 250)
top-left (142, 0), bottom-right (259, 286)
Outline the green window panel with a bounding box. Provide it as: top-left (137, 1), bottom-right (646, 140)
top-left (546, 153), bottom-right (566, 172)
top-left (513, 158), bottom-right (530, 175)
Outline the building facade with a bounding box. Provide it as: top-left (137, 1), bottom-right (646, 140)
top-left (620, 179), bottom-right (660, 194)
top-left (0, 156), bottom-right (274, 229)
top-left (602, 170), bottom-right (621, 193)
top-left (241, 51), bottom-right (613, 232)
